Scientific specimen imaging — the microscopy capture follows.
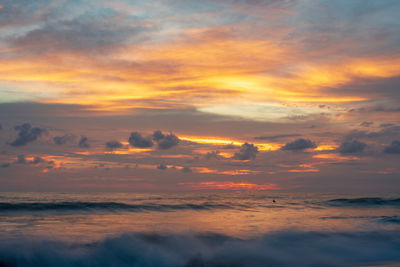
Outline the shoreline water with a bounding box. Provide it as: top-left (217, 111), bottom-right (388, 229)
top-left (0, 192), bottom-right (399, 266)
top-left (1, 230), bottom-right (400, 267)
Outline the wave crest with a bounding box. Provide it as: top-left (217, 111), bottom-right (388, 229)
top-left (0, 202), bottom-right (232, 213)
top-left (1, 230), bottom-right (400, 267)
top-left (323, 197), bottom-right (400, 207)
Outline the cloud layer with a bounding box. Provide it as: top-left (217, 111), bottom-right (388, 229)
top-left (281, 139), bottom-right (317, 151)
top-left (10, 123), bottom-right (46, 147)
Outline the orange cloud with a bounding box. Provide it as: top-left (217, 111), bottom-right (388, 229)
top-left (193, 167), bottom-right (262, 175)
top-left (180, 136), bottom-right (280, 151)
top-left (313, 153), bottom-right (360, 161)
top-left (180, 181), bottom-right (279, 191)
top-left (2, 24), bottom-right (400, 115)
top-left (287, 169), bottom-right (320, 173)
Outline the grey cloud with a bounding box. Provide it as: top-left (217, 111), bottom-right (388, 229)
top-left (0, 0), bottom-right (53, 29)
top-left (370, 106), bottom-right (400, 113)
top-left (0, 102), bottom-right (100, 118)
top-left (15, 155), bottom-right (44, 165)
top-left (254, 134), bottom-right (302, 140)
top-left (8, 9), bottom-right (154, 55)
top-left (326, 76), bottom-right (400, 102)
top-left (10, 123), bottom-right (46, 147)
top-left (344, 126), bottom-right (400, 141)
top-left (78, 136), bottom-right (90, 148)
top-left (157, 164), bottom-right (167, 170)
top-left (156, 133), bottom-right (180, 150)
top-left (128, 132), bottom-right (153, 148)
top-left (181, 166), bottom-right (192, 173)
top-left (16, 155), bottom-right (27, 164)
top-left (152, 130), bottom-right (165, 141)
top-left (349, 106), bottom-right (400, 114)
top-left (344, 130), bottom-right (377, 140)
top-left (384, 140), bottom-right (400, 154)
top-left (0, 123), bottom-right (2, 130)
top-left (338, 140), bottom-right (366, 154)
top-left (31, 157), bottom-right (44, 165)
top-left (0, 163), bottom-right (10, 168)
top-left (223, 144), bottom-right (238, 149)
top-left (281, 138), bottom-right (317, 151)
top-left (380, 123), bottom-right (394, 128)
top-left (284, 115), bottom-right (310, 121)
top-left (106, 141), bottom-right (123, 150)
top-left (205, 151), bottom-right (222, 160)
top-left (53, 134), bottom-right (75, 145)
top-left (360, 121), bottom-right (373, 127)
top-left (0, 102), bottom-right (317, 140)
top-left (152, 130), bottom-right (180, 149)
top-left (233, 143), bottom-right (258, 160)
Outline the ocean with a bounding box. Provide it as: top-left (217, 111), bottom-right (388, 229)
top-left (0, 192), bottom-right (399, 267)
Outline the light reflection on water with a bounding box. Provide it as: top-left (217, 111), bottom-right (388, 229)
top-left (0, 192), bottom-right (399, 243)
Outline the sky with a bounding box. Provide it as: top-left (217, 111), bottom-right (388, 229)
top-left (0, 0), bottom-right (399, 192)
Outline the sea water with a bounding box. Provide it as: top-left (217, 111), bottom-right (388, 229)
top-left (0, 192), bottom-right (399, 266)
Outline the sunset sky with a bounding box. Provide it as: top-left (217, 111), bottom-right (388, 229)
top-left (0, 0), bottom-right (399, 192)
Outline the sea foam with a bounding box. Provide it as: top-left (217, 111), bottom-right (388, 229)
top-left (1, 230), bottom-right (400, 267)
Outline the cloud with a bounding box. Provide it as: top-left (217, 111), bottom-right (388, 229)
top-left (0, 0), bottom-right (52, 29)
top-left (0, 123), bottom-right (2, 130)
top-left (338, 140), bottom-right (366, 154)
top-left (53, 134), bottom-right (75, 145)
top-left (326, 76), bottom-right (400, 102)
top-left (10, 123), bottom-right (46, 147)
top-left (384, 140), bottom-right (400, 154)
top-left (15, 155), bottom-right (27, 164)
top-left (254, 134), bottom-right (302, 140)
top-left (233, 143), bottom-right (258, 160)
top-left (14, 155), bottom-right (45, 165)
top-left (344, 126), bottom-right (400, 141)
top-left (205, 151), bottom-right (222, 160)
top-left (78, 136), bottom-right (90, 148)
top-left (158, 134), bottom-right (180, 149)
top-left (152, 130), bottom-right (180, 149)
top-left (8, 8), bottom-right (152, 55)
top-left (128, 132), bottom-right (153, 148)
top-left (360, 121), bottom-right (373, 127)
top-left (31, 157), bottom-right (44, 165)
top-left (281, 138), bottom-right (317, 151)
top-left (0, 163), bottom-right (10, 168)
top-left (223, 144), bottom-right (238, 149)
top-left (152, 130), bottom-right (165, 141)
top-left (181, 166), bottom-right (192, 173)
top-left (106, 141), bottom-right (123, 150)
top-left (157, 164), bottom-right (167, 170)
top-left (127, 130), bottom-right (179, 149)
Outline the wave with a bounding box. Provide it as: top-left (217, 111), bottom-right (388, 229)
top-left (1, 230), bottom-right (400, 267)
top-left (0, 202), bottom-right (233, 213)
top-left (321, 215), bottom-right (400, 225)
top-left (376, 216), bottom-right (400, 224)
top-left (322, 197), bottom-right (400, 207)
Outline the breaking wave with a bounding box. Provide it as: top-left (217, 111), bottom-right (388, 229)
top-left (323, 197), bottom-right (400, 207)
top-left (1, 230), bottom-right (400, 267)
top-left (0, 202), bottom-right (233, 213)
top-left (376, 216), bottom-right (400, 224)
